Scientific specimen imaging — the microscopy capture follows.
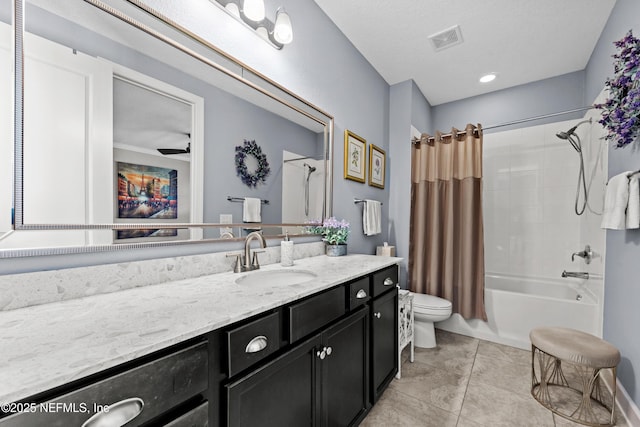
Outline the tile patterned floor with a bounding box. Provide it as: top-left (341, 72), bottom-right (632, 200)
top-left (361, 330), bottom-right (628, 427)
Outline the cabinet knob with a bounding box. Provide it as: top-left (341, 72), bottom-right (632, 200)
top-left (325, 346), bottom-right (332, 356)
top-left (81, 397), bottom-right (144, 427)
top-left (374, 312), bottom-right (381, 319)
top-left (383, 278), bottom-right (394, 286)
top-left (316, 347), bottom-right (327, 360)
top-left (356, 289), bottom-right (367, 299)
top-left (245, 335), bottom-right (268, 353)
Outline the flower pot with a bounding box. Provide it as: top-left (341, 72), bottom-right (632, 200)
top-left (326, 244), bottom-right (347, 257)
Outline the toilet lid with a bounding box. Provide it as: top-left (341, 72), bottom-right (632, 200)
top-left (412, 293), bottom-right (452, 310)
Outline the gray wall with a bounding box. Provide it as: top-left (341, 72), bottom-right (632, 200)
top-left (0, 0), bottom-right (390, 274)
top-left (585, 0), bottom-right (640, 408)
top-left (388, 80), bottom-right (433, 288)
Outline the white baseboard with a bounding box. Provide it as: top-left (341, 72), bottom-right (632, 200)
top-left (616, 381), bottom-right (640, 427)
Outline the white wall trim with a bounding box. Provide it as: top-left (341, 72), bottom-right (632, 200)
top-left (616, 380), bottom-right (640, 427)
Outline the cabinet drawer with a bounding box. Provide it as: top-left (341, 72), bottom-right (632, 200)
top-left (347, 277), bottom-right (370, 310)
top-left (164, 401), bottom-right (209, 427)
top-left (288, 286), bottom-right (345, 342)
top-left (372, 265), bottom-right (398, 297)
top-left (227, 311), bottom-right (281, 377)
top-left (0, 342), bottom-right (208, 427)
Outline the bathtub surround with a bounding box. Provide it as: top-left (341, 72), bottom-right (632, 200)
top-left (409, 124), bottom-right (486, 321)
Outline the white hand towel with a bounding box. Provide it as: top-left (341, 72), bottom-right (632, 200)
top-left (363, 199), bottom-right (382, 236)
top-left (601, 171), bottom-right (633, 230)
top-left (626, 173), bottom-right (640, 229)
top-left (243, 197), bottom-right (262, 223)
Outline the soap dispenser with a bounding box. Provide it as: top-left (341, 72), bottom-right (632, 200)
top-left (280, 232), bottom-right (294, 267)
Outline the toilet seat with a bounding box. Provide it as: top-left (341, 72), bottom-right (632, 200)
top-left (413, 293), bottom-right (452, 315)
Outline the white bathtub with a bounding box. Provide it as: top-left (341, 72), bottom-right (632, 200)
top-left (436, 273), bottom-right (601, 350)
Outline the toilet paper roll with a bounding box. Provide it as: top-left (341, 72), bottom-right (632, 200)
top-left (281, 241), bottom-right (294, 266)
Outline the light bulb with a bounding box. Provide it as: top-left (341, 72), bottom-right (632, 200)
top-left (243, 0), bottom-right (265, 22)
top-left (273, 8), bottom-right (293, 44)
top-left (479, 73), bottom-right (496, 83)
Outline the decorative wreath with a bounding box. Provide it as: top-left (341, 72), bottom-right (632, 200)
top-left (596, 30), bottom-right (640, 148)
top-left (235, 139), bottom-right (270, 188)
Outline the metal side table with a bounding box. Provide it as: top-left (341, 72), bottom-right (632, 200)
top-left (397, 289), bottom-right (414, 379)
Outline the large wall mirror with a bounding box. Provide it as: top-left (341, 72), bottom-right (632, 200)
top-left (0, 0), bottom-right (333, 257)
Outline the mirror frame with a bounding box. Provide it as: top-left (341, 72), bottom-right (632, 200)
top-left (5, 0), bottom-right (334, 258)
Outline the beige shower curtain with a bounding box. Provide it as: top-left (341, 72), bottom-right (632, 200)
top-left (408, 123), bottom-right (487, 321)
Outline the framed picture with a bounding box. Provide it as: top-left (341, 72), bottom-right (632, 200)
top-left (368, 144), bottom-right (386, 189)
top-left (344, 130), bottom-right (366, 183)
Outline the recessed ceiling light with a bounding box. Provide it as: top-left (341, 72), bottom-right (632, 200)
top-left (479, 73), bottom-right (496, 83)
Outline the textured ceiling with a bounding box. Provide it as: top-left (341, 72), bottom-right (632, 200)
top-left (313, 0), bottom-right (617, 105)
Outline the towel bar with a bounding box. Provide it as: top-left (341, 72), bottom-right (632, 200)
top-left (354, 199), bottom-right (383, 205)
top-left (227, 196), bottom-right (269, 204)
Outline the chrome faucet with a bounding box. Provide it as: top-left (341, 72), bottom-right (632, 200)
top-left (227, 231), bottom-right (267, 273)
top-left (562, 270), bottom-right (589, 280)
top-left (571, 245), bottom-right (593, 264)
top-left (243, 231), bottom-right (267, 271)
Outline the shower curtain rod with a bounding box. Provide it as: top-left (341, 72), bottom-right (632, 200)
top-left (411, 105), bottom-right (595, 144)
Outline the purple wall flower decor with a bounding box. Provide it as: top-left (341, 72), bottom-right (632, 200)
top-left (596, 30), bottom-right (640, 148)
top-left (235, 139), bottom-right (271, 188)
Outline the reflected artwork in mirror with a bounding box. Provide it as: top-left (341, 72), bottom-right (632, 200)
top-left (0, 0), bottom-right (333, 257)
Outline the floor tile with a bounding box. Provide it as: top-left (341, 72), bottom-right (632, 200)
top-left (455, 416), bottom-right (487, 427)
top-left (477, 339), bottom-right (531, 366)
top-left (360, 386), bottom-right (458, 427)
top-left (470, 352), bottom-right (532, 396)
top-left (410, 330), bottom-right (479, 377)
top-left (389, 359), bottom-right (469, 413)
top-left (460, 380), bottom-right (555, 427)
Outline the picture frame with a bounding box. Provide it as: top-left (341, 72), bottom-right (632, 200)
top-left (344, 130), bottom-right (366, 183)
top-left (368, 144), bottom-right (386, 189)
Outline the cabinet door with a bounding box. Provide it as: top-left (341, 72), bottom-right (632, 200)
top-left (226, 334), bottom-right (322, 427)
top-left (371, 288), bottom-right (398, 403)
top-left (322, 307), bottom-right (369, 427)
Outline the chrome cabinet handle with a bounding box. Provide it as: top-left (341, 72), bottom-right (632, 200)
top-left (374, 312), bottom-right (381, 319)
top-left (383, 278), bottom-right (394, 286)
top-left (325, 346), bottom-right (332, 356)
top-left (81, 397), bottom-right (144, 427)
top-left (245, 335), bottom-right (268, 353)
top-left (356, 289), bottom-right (367, 299)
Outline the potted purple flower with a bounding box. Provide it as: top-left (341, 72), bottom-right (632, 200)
top-left (596, 30), bottom-right (640, 148)
top-left (306, 217), bottom-right (350, 256)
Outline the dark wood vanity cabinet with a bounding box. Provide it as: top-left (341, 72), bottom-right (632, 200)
top-left (0, 263), bottom-right (399, 427)
top-left (221, 265), bottom-right (398, 427)
top-left (0, 340), bottom-right (210, 427)
top-left (225, 307), bottom-right (369, 427)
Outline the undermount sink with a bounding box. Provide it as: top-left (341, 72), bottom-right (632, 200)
top-left (235, 269), bottom-right (317, 286)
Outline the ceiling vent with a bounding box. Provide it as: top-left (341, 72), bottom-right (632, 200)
top-left (428, 25), bottom-right (463, 51)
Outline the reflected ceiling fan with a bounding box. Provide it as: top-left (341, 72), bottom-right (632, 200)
top-left (157, 133), bottom-right (190, 155)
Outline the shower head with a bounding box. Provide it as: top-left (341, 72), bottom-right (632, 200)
top-left (556, 118), bottom-right (592, 152)
top-left (304, 163), bottom-right (317, 173)
top-left (556, 118), bottom-right (592, 140)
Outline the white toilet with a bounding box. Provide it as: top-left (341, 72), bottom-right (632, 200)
top-left (412, 293), bottom-right (453, 348)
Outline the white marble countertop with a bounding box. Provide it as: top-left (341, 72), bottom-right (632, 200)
top-left (0, 254), bottom-right (401, 404)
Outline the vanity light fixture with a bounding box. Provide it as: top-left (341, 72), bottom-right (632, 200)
top-left (479, 73), bottom-right (497, 83)
top-left (211, 0), bottom-right (293, 49)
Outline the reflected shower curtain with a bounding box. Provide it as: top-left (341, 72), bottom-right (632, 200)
top-left (409, 124), bottom-right (487, 321)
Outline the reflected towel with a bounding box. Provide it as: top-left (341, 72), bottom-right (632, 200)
top-left (363, 199), bottom-right (382, 236)
top-left (601, 171), bottom-right (632, 230)
top-left (243, 197), bottom-right (262, 223)
top-left (627, 173), bottom-right (640, 229)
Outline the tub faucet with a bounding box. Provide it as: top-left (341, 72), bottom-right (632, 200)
top-left (561, 270), bottom-right (589, 280)
top-left (571, 245), bottom-right (593, 264)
